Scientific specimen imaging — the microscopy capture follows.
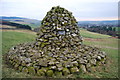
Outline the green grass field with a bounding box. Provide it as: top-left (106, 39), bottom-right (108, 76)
top-left (113, 27), bottom-right (120, 32)
top-left (80, 28), bottom-right (111, 39)
top-left (2, 31), bottom-right (36, 55)
top-left (1, 28), bottom-right (119, 78)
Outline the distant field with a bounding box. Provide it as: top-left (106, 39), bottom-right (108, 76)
top-left (28, 23), bottom-right (40, 30)
top-left (1, 28), bottom-right (119, 78)
top-left (10, 21), bottom-right (40, 29)
top-left (80, 28), bottom-right (111, 39)
top-left (113, 27), bottom-right (120, 32)
top-left (0, 25), bottom-right (16, 28)
top-left (115, 27), bottom-right (120, 34)
top-left (7, 19), bottom-right (41, 30)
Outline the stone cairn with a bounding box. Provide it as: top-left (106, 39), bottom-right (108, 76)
top-left (7, 6), bottom-right (106, 77)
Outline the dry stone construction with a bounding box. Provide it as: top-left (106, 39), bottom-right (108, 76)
top-left (7, 6), bottom-right (106, 77)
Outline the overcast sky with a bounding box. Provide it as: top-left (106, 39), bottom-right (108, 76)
top-left (0, 0), bottom-right (119, 21)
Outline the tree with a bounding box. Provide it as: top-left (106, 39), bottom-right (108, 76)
top-left (113, 27), bottom-right (116, 32)
top-left (108, 27), bottom-right (112, 31)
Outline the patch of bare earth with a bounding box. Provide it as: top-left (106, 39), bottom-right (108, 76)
top-left (2, 29), bottom-right (36, 35)
top-left (84, 38), bottom-right (105, 41)
top-left (0, 25), bottom-right (16, 28)
top-left (0, 25), bottom-right (36, 35)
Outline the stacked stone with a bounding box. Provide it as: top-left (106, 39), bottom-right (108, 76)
top-left (7, 6), bottom-right (106, 77)
top-left (35, 6), bottom-right (82, 50)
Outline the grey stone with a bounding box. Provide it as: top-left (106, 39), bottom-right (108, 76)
top-left (7, 6), bottom-right (107, 77)
top-left (80, 65), bottom-right (87, 73)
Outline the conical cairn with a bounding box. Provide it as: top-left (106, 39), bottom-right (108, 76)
top-left (7, 6), bottom-right (106, 77)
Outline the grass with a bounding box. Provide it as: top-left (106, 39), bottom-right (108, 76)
top-left (28, 24), bottom-right (40, 30)
top-left (1, 28), bottom-right (119, 78)
top-left (2, 31), bottom-right (36, 55)
top-left (114, 27), bottom-right (120, 32)
top-left (10, 21), bottom-right (40, 30)
top-left (80, 28), bottom-right (111, 39)
top-left (84, 38), bottom-right (118, 49)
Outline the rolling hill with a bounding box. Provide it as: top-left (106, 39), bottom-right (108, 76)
top-left (0, 20), bottom-right (32, 30)
top-left (78, 20), bottom-right (118, 26)
top-left (0, 16), bottom-right (41, 29)
top-left (0, 16), bottom-right (118, 29)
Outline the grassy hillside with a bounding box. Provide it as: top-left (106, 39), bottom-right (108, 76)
top-left (113, 27), bottom-right (120, 32)
top-left (1, 28), bottom-right (118, 78)
top-left (2, 30), bottom-right (36, 55)
top-left (80, 28), bottom-right (111, 38)
top-left (10, 21), bottom-right (40, 29)
top-left (1, 16), bottom-right (41, 30)
top-left (78, 20), bottom-right (118, 25)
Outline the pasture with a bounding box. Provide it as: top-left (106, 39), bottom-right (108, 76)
top-left (1, 28), bottom-right (119, 78)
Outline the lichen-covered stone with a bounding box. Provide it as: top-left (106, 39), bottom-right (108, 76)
top-left (70, 67), bottom-right (79, 73)
top-left (14, 64), bottom-right (19, 70)
top-left (56, 63), bottom-right (63, 71)
top-left (22, 67), bottom-right (28, 74)
top-left (72, 61), bottom-right (78, 66)
top-left (7, 6), bottom-right (107, 77)
top-left (25, 58), bottom-right (31, 63)
top-left (62, 68), bottom-right (70, 76)
top-left (18, 66), bottom-right (23, 72)
top-left (49, 66), bottom-right (57, 70)
top-left (55, 71), bottom-right (63, 77)
top-left (79, 65), bottom-right (87, 73)
top-left (28, 67), bottom-right (36, 75)
top-left (90, 59), bottom-right (97, 66)
top-left (41, 67), bottom-right (49, 73)
top-left (46, 70), bottom-right (54, 77)
top-left (37, 69), bottom-right (45, 76)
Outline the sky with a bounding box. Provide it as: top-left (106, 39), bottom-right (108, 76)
top-left (0, 0), bottom-right (119, 21)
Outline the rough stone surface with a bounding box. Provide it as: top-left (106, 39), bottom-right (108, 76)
top-left (7, 6), bottom-right (107, 77)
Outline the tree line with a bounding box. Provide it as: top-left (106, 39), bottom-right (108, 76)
top-left (1, 20), bottom-right (31, 30)
top-left (86, 26), bottom-right (120, 38)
